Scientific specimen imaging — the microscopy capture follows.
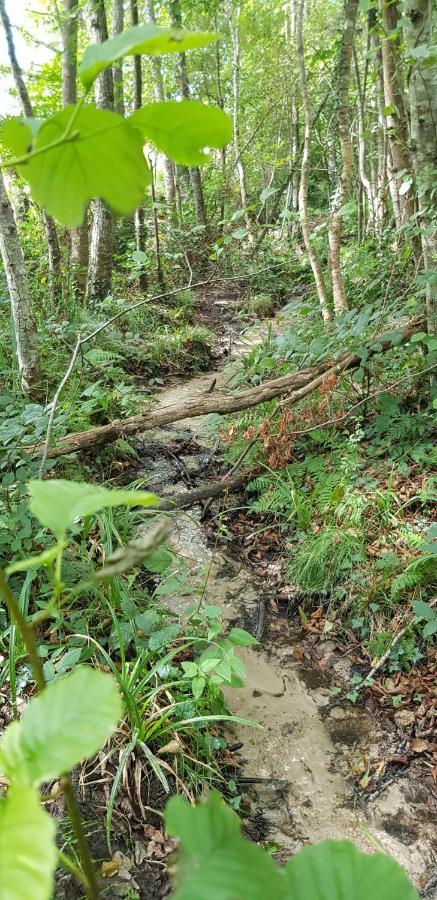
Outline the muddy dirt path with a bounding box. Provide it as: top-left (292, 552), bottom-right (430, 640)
top-left (140, 315), bottom-right (436, 896)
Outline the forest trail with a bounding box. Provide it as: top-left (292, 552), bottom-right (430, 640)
top-left (138, 312), bottom-right (436, 894)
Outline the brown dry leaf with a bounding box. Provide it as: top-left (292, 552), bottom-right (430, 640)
top-left (101, 859), bottom-right (122, 878)
top-left (410, 737), bottom-right (430, 753)
top-left (158, 740), bottom-right (182, 756)
top-left (394, 709), bottom-right (416, 729)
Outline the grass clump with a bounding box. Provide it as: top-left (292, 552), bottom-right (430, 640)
top-left (287, 525), bottom-right (365, 595)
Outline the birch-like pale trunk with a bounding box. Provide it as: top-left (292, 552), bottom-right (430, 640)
top-left (296, 0), bottom-right (332, 322)
top-left (404, 0), bottom-right (437, 336)
top-left (327, 0), bottom-right (359, 315)
top-left (144, 0), bottom-right (176, 207)
top-left (230, 2), bottom-right (254, 244)
top-left (62, 0), bottom-right (89, 299)
top-left (0, 0), bottom-right (62, 303)
top-left (130, 0), bottom-right (148, 291)
top-left (170, 0), bottom-right (208, 237)
top-left (369, 7), bottom-right (387, 235)
top-left (0, 172), bottom-right (43, 396)
top-left (86, 0), bottom-right (114, 302)
top-left (112, 0), bottom-right (125, 116)
top-left (380, 0), bottom-right (415, 231)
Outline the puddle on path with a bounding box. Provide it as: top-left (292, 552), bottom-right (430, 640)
top-left (139, 317), bottom-right (437, 894)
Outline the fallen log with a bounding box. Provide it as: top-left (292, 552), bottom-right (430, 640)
top-left (158, 473), bottom-right (249, 510)
top-left (32, 317), bottom-right (424, 460)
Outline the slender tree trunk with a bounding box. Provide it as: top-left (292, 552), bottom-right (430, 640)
top-left (0, 172), bottom-right (43, 397)
top-left (149, 157), bottom-right (165, 290)
top-left (380, 0), bottom-right (415, 231)
top-left (144, 0), bottom-right (176, 207)
top-left (327, 0), bottom-right (359, 315)
top-left (86, 0), bottom-right (114, 302)
top-left (214, 15), bottom-right (227, 228)
top-left (0, 0), bottom-right (62, 303)
top-left (296, 0), bottom-right (332, 322)
top-left (112, 0), bottom-right (125, 116)
top-left (286, 0), bottom-right (300, 234)
top-left (229, 3), bottom-right (254, 244)
top-left (369, 7), bottom-right (387, 235)
top-left (404, 0), bottom-right (437, 336)
top-left (354, 44), bottom-right (377, 235)
top-left (62, 0), bottom-right (89, 299)
top-left (130, 0), bottom-right (148, 291)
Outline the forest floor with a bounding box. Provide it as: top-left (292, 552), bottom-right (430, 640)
top-left (53, 287), bottom-right (436, 899)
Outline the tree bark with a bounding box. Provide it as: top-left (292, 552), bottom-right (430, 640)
top-left (229, 2), bottom-right (254, 244)
top-left (112, 0), bottom-right (125, 116)
top-left (0, 171), bottom-right (43, 397)
top-left (30, 317), bottom-right (423, 459)
top-left (368, 6), bottom-right (387, 236)
top-left (129, 0), bottom-right (148, 291)
top-left (327, 0), bottom-right (359, 315)
top-left (296, 0), bottom-right (332, 322)
top-left (0, 0), bottom-right (62, 304)
top-left (404, 0), bottom-right (437, 336)
top-left (380, 0), bottom-right (415, 231)
top-left (86, 0), bottom-right (114, 302)
top-left (62, 0), bottom-right (89, 299)
top-left (144, 0), bottom-right (176, 207)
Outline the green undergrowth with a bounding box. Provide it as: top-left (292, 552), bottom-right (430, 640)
top-left (0, 479), bottom-right (257, 830)
top-left (220, 275), bottom-right (437, 676)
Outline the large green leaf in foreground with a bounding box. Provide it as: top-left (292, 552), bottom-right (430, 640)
top-left (28, 479), bottom-right (157, 540)
top-left (166, 793), bottom-right (419, 900)
top-left (0, 667), bottom-right (122, 785)
top-left (2, 105), bottom-right (150, 226)
top-left (80, 24), bottom-right (217, 89)
top-left (131, 100), bottom-right (232, 165)
top-left (0, 783), bottom-right (57, 900)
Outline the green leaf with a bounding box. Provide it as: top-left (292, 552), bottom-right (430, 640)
top-left (166, 792), bottom-right (282, 900)
top-left (28, 479), bottom-right (157, 540)
top-left (130, 100), bottom-right (232, 166)
top-left (192, 674), bottom-right (206, 699)
top-left (410, 332), bottom-right (427, 343)
top-left (3, 106), bottom-right (150, 227)
top-left (6, 544), bottom-right (63, 575)
top-left (423, 620), bottom-right (437, 638)
top-left (231, 227), bottom-right (247, 239)
top-left (412, 600), bottom-right (436, 621)
top-left (228, 627), bottom-right (258, 647)
top-left (80, 25), bottom-right (218, 89)
top-left (283, 839), bottom-right (419, 899)
top-left (0, 117), bottom-right (43, 156)
top-left (0, 783), bottom-right (57, 900)
top-left (0, 667), bottom-right (122, 785)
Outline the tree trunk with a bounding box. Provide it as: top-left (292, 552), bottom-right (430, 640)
top-left (86, 0), bottom-right (114, 302)
top-left (112, 0), bottom-right (125, 116)
top-left (0, 0), bottom-right (62, 304)
top-left (129, 0), bottom-right (148, 291)
top-left (369, 6), bottom-right (387, 235)
top-left (404, 0), bottom-right (437, 336)
top-left (229, 2), bottom-right (254, 244)
top-left (214, 16), bottom-right (227, 228)
top-left (144, 0), bottom-right (176, 207)
top-left (169, 0), bottom-right (208, 234)
top-left (327, 0), bottom-right (359, 315)
top-left (286, 0), bottom-right (300, 234)
top-left (0, 171), bottom-right (43, 397)
top-left (380, 0), bottom-right (415, 230)
top-left (296, 0), bottom-right (332, 322)
top-left (62, 0), bottom-right (89, 299)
